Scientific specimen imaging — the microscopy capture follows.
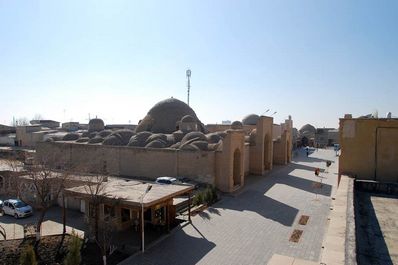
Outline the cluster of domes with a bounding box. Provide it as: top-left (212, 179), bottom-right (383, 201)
top-left (45, 98), bottom-right (230, 151)
top-left (52, 128), bottom-right (225, 151)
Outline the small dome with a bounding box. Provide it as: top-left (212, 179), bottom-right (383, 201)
top-left (102, 135), bottom-right (124, 146)
top-left (145, 133), bottom-right (168, 145)
top-left (191, 141), bottom-right (208, 151)
top-left (206, 133), bottom-right (222, 144)
top-left (88, 136), bottom-right (104, 144)
top-left (242, 114), bottom-right (260, 125)
top-left (110, 129), bottom-right (135, 145)
top-left (62, 133), bottom-right (80, 141)
top-left (231, 121), bottom-right (243, 129)
top-left (145, 139), bottom-right (166, 148)
top-left (98, 130), bottom-right (113, 138)
top-left (181, 115), bottom-right (196, 123)
top-left (180, 143), bottom-right (200, 151)
top-left (76, 137), bottom-right (89, 143)
top-left (181, 131), bottom-right (207, 144)
top-left (88, 118), bottom-right (105, 132)
top-left (128, 131), bottom-right (152, 147)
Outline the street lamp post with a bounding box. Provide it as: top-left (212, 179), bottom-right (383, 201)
top-left (141, 184), bottom-right (152, 253)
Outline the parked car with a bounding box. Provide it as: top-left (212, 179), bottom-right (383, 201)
top-left (1, 199), bottom-right (33, 218)
top-left (155, 176), bottom-right (178, 185)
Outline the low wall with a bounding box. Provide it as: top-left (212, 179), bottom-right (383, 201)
top-left (37, 142), bottom-right (215, 184)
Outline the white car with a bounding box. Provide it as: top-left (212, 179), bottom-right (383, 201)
top-left (1, 199), bottom-right (33, 219)
top-left (156, 176), bottom-right (177, 185)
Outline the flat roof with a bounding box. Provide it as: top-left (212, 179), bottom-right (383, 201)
top-left (0, 159), bottom-right (24, 171)
top-left (66, 179), bottom-right (194, 208)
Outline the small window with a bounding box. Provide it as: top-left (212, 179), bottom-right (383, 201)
top-left (104, 205), bottom-right (115, 217)
top-left (121, 208), bottom-right (130, 222)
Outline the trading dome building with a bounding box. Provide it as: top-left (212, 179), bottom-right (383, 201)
top-left (36, 97), bottom-right (293, 194)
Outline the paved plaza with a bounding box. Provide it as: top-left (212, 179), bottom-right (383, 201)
top-left (0, 206), bottom-right (86, 240)
top-left (120, 148), bottom-right (339, 265)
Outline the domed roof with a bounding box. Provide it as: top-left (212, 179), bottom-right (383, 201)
top-left (135, 98), bottom-right (205, 134)
top-left (242, 114), bottom-right (260, 125)
top-left (63, 133), bottom-right (80, 141)
top-left (231, 121), bottom-right (243, 129)
top-left (88, 118), bottom-right (104, 132)
top-left (299, 124), bottom-right (316, 134)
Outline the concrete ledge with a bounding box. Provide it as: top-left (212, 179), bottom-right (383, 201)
top-left (321, 175), bottom-right (356, 265)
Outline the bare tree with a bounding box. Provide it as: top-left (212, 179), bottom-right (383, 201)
top-left (0, 224), bottom-right (6, 240)
top-left (97, 216), bottom-right (117, 265)
top-left (4, 157), bottom-right (24, 199)
top-left (83, 173), bottom-right (108, 241)
top-left (27, 156), bottom-right (69, 245)
top-left (32, 114), bottom-right (44, 121)
top-left (12, 117), bottom-right (30, 126)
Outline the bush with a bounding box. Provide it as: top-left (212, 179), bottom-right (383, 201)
top-left (20, 245), bottom-right (37, 265)
top-left (64, 230), bottom-right (82, 265)
top-left (193, 192), bottom-right (203, 206)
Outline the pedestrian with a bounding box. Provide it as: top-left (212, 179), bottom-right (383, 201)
top-left (306, 147), bottom-right (309, 157)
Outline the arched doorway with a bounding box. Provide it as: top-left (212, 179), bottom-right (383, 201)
top-left (264, 134), bottom-right (269, 170)
top-left (233, 149), bottom-right (241, 186)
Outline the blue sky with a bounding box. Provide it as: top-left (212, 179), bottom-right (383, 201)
top-left (1, 0), bottom-right (397, 129)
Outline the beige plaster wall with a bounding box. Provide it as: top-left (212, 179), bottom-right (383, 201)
top-left (37, 142), bottom-right (216, 184)
top-left (339, 118), bottom-right (398, 182)
top-left (215, 130), bottom-right (245, 192)
top-left (249, 116), bottom-right (273, 175)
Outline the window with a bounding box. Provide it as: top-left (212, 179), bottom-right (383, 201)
top-left (104, 205), bottom-right (115, 218)
top-left (121, 208), bottom-right (130, 222)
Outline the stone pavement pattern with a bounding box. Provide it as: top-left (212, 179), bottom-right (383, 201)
top-left (120, 148), bottom-right (339, 265)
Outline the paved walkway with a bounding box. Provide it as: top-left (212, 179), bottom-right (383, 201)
top-left (120, 148), bottom-right (339, 265)
top-left (0, 206), bottom-right (86, 240)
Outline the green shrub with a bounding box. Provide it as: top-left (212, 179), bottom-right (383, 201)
top-left (64, 230), bottom-right (82, 265)
top-left (19, 245), bottom-right (37, 265)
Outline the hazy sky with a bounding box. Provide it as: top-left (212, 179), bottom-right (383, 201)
top-left (1, 1), bottom-right (397, 129)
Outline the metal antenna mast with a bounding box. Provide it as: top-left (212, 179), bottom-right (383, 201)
top-left (186, 69), bottom-right (191, 106)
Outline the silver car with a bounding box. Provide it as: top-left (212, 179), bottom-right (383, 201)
top-left (1, 199), bottom-right (33, 218)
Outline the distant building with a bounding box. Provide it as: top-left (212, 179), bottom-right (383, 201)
top-left (30, 120), bottom-right (60, 129)
top-left (62, 122), bottom-right (80, 132)
top-left (222, 120), bottom-right (231, 125)
top-left (315, 128), bottom-right (339, 147)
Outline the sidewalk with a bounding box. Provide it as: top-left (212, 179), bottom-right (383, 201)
top-left (119, 148), bottom-right (339, 265)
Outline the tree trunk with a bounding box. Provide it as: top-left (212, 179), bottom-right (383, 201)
top-left (95, 204), bottom-right (99, 240)
top-left (36, 209), bottom-right (46, 242)
top-left (62, 194), bottom-right (66, 235)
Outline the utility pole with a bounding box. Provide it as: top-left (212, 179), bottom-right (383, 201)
top-left (186, 69), bottom-right (191, 106)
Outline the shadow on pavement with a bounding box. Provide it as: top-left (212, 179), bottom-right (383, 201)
top-left (355, 191), bottom-right (394, 265)
top-left (121, 225), bottom-right (216, 265)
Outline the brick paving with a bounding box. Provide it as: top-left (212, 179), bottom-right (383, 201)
top-left (120, 148), bottom-right (339, 265)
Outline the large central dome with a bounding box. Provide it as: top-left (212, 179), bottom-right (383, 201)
top-left (135, 98), bottom-right (205, 134)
